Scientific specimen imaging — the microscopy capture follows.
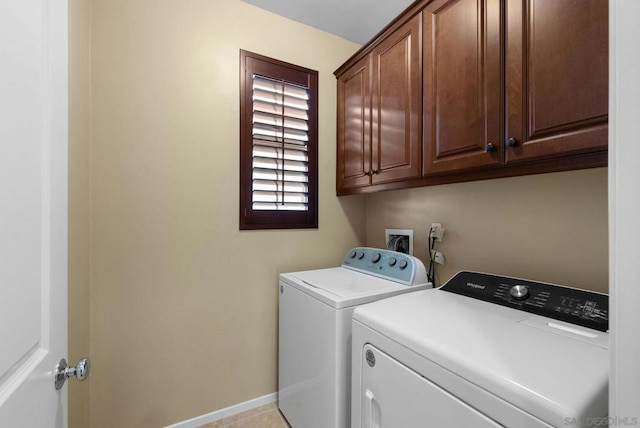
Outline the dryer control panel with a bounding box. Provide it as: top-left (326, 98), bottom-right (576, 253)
top-left (441, 271), bottom-right (608, 332)
top-left (342, 247), bottom-right (429, 286)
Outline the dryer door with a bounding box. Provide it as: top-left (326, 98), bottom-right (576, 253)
top-left (360, 344), bottom-right (502, 428)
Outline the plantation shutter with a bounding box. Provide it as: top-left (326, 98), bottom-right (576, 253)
top-left (240, 50), bottom-right (318, 230)
top-left (252, 75), bottom-right (310, 211)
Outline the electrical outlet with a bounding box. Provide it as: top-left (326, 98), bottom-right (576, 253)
top-left (430, 223), bottom-right (444, 241)
top-left (431, 250), bottom-right (446, 265)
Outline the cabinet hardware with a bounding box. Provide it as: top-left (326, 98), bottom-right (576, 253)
top-left (506, 137), bottom-right (518, 147)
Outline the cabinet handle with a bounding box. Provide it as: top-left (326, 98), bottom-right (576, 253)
top-left (364, 171), bottom-right (372, 177)
top-left (372, 170), bottom-right (379, 175)
top-left (506, 137), bottom-right (518, 147)
top-left (485, 142), bottom-right (496, 152)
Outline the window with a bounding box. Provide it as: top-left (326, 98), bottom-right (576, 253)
top-left (240, 50), bottom-right (318, 230)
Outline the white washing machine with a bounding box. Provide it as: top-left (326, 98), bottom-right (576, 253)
top-left (352, 271), bottom-right (609, 428)
top-left (278, 247), bottom-right (431, 428)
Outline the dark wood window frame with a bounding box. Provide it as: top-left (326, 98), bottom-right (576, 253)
top-left (239, 50), bottom-right (319, 230)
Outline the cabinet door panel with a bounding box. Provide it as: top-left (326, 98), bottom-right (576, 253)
top-left (371, 14), bottom-right (422, 184)
top-left (505, 0), bottom-right (608, 164)
top-left (337, 56), bottom-right (371, 191)
top-left (423, 0), bottom-right (502, 175)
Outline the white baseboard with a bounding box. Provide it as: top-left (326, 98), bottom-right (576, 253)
top-left (163, 392), bottom-right (278, 428)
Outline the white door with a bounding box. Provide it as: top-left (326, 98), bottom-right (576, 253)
top-left (609, 1), bottom-right (640, 419)
top-left (0, 0), bottom-right (69, 427)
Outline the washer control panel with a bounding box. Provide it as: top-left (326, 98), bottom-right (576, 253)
top-left (441, 271), bottom-right (608, 332)
top-left (341, 247), bottom-right (429, 286)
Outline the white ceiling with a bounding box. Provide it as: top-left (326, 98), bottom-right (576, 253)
top-left (241, 0), bottom-right (415, 45)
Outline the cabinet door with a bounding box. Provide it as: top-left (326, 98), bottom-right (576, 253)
top-left (336, 55), bottom-right (372, 192)
top-left (505, 0), bottom-right (608, 164)
top-left (370, 14), bottom-right (422, 184)
top-left (423, 0), bottom-right (502, 175)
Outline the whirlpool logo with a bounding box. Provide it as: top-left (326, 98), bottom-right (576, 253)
top-left (466, 282), bottom-right (485, 290)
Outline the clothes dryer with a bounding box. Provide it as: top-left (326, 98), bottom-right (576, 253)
top-left (352, 271), bottom-right (609, 428)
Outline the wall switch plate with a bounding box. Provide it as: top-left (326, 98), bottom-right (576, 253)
top-left (430, 223), bottom-right (444, 241)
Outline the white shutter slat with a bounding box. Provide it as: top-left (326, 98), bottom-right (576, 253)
top-left (252, 168), bottom-right (308, 183)
top-left (252, 179), bottom-right (308, 193)
top-left (252, 158), bottom-right (308, 173)
top-left (253, 123), bottom-right (308, 142)
top-left (253, 75), bottom-right (309, 100)
top-left (252, 191), bottom-right (308, 204)
top-left (253, 145), bottom-right (308, 162)
top-left (252, 203), bottom-right (307, 211)
top-left (253, 100), bottom-right (309, 121)
top-left (253, 111), bottom-right (309, 131)
top-left (253, 89), bottom-right (309, 111)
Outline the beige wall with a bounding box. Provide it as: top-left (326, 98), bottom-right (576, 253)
top-left (71, 1), bottom-right (608, 427)
top-left (68, 0), bottom-right (91, 426)
top-left (89, 0), bottom-right (364, 426)
top-left (365, 168), bottom-right (608, 293)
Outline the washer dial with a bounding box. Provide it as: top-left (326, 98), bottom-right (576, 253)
top-left (510, 285), bottom-right (530, 301)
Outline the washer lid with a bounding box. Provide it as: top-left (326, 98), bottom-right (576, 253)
top-left (281, 268), bottom-right (428, 309)
top-left (353, 288), bottom-right (609, 427)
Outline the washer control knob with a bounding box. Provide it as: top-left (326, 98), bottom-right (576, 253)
top-left (398, 260), bottom-right (408, 270)
top-left (510, 285), bottom-right (530, 300)
top-left (372, 253), bottom-right (381, 263)
top-left (349, 250), bottom-right (357, 259)
top-left (388, 257), bottom-right (397, 267)
top-left (357, 251), bottom-right (365, 259)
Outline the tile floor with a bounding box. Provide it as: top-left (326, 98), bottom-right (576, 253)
top-left (201, 402), bottom-right (290, 428)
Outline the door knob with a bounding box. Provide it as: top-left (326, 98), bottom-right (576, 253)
top-left (54, 358), bottom-right (90, 390)
top-left (485, 142), bottom-right (496, 152)
top-left (506, 137), bottom-right (518, 147)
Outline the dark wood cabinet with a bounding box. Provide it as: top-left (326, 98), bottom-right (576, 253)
top-left (505, 0), bottom-right (608, 164)
top-left (335, 0), bottom-right (608, 195)
top-left (336, 14), bottom-right (422, 193)
top-left (336, 55), bottom-right (371, 191)
top-left (423, 0), bottom-right (502, 175)
top-left (370, 14), bottom-right (422, 185)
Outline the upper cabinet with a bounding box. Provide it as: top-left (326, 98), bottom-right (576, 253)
top-left (335, 0), bottom-right (608, 195)
top-left (505, 0), bottom-right (608, 164)
top-left (336, 54), bottom-right (371, 190)
top-left (336, 14), bottom-right (422, 194)
top-left (370, 14), bottom-right (422, 185)
top-left (423, 0), bottom-right (502, 175)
